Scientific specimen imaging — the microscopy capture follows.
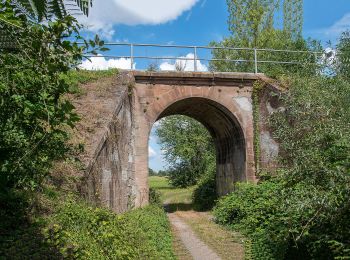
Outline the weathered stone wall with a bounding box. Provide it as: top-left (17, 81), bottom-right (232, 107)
top-left (79, 71), bottom-right (283, 213)
top-left (257, 76), bottom-right (284, 172)
top-left (80, 73), bottom-right (137, 213)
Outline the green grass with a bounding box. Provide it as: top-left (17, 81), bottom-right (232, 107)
top-left (60, 68), bottom-right (119, 93)
top-left (67, 68), bottom-right (118, 84)
top-left (149, 176), bottom-right (195, 212)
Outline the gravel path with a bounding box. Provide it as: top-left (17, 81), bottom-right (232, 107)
top-left (168, 213), bottom-right (221, 260)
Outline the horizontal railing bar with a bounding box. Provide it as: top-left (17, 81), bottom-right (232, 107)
top-left (84, 55), bottom-right (254, 63)
top-left (78, 42), bottom-right (253, 51)
top-left (256, 48), bottom-right (323, 54)
top-left (84, 55), bottom-right (309, 65)
top-left (77, 42), bottom-right (323, 54)
top-left (257, 60), bottom-right (304, 65)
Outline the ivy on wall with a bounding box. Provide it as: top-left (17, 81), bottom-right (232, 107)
top-left (252, 80), bottom-right (264, 176)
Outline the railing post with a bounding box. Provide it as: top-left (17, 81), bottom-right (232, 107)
top-left (194, 46), bottom-right (198, 72)
top-left (254, 48), bottom-right (258, 74)
top-left (130, 44), bottom-right (134, 70)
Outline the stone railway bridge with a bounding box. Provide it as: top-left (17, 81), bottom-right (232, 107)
top-left (81, 71), bottom-right (282, 213)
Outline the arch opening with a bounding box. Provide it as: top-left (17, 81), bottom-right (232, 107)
top-left (152, 97), bottom-right (246, 196)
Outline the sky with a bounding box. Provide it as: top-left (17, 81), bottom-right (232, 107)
top-left (75, 0), bottom-right (350, 171)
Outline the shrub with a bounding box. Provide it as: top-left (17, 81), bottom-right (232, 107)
top-left (45, 196), bottom-right (175, 259)
top-left (192, 169), bottom-right (217, 211)
top-left (213, 181), bottom-right (286, 259)
top-left (214, 75), bottom-right (350, 259)
top-left (149, 187), bottom-right (162, 206)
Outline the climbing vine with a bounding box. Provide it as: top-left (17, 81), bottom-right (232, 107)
top-left (252, 80), bottom-right (264, 176)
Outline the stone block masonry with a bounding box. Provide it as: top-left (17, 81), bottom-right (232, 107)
top-left (80, 71), bottom-right (283, 212)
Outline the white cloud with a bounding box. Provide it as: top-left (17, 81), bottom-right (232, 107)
top-left (79, 55), bottom-right (135, 70)
top-left (149, 146), bottom-right (157, 158)
top-left (77, 0), bottom-right (199, 39)
top-left (159, 53), bottom-right (208, 72)
top-left (318, 13), bottom-right (350, 38)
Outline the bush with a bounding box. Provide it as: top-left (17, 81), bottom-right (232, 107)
top-left (0, 14), bottom-right (104, 190)
top-left (214, 75), bottom-right (350, 259)
top-left (45, 196), bottom-right (175, 259)
top-left (192, 169), bottom-right (217, 211)
top-left (149, 187), bottom-right (162, 206)
top-left (213, 181), bottom-right (286, 259)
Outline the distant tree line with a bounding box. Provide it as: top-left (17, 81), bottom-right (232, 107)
top-left (148, 168), bottom-right (171, 177)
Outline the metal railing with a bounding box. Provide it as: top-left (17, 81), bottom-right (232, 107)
top-left (82, 42), bottom-right (325, 73)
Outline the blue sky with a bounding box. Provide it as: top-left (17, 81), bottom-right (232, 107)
top-left (78, 0), bottom-right (350, 171)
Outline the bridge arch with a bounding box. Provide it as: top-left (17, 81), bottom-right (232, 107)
top-left (133, 72), bottom-right (257, 207)
top-left (156, 96), bottom-right (246, 191)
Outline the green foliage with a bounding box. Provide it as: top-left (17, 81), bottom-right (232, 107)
top-left (283, 0), bottom-right (303, 39)
top-left (157, 169), bottom-right (170, 176)
top-left (192, 167), bottom-right (217, 211)
top-left (210, 30), bottom-right (321, 76)
top-left (149, 187), bottom-right (162, 206)
top-left (149, 167), bottom-right (158, 176)
top-left (212, 0), bottom-right (322, 76)
top-left (214, 181), bottom-right (285, 259)
top-left (226, 0), bottom-right (278, 45)
top-left (252, 81), bottom-right (263, 174)
top-left (0, 188), bottom-right (63, 259)
top-left (0, 189), bottom-right (175, 259)
top-left (336, 30), bottom-right (350, 80)
top-left (1, 0), bottom-right (92, 23)
top-left (226, 0), bottom-right (303, 45)
top-left (65, 69), bottom-right (118, 85)
top-left (214, 75), bottom-right (350, 259)
top-left (45, 197), bottom-right (175, 259)
top-left (62, 69), bottom-right (118, 93)
top-left (0, 14), bottom-right (104, 190)
top-left (156, 115), bottom-right (215, 187)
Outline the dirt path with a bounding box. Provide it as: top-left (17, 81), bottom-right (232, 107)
top-left (151, 177), bottom-right (244, 260)
top-left (168, 212), bottom-right (221, 260)
top-left (174, 211), bottom-right (245, 260)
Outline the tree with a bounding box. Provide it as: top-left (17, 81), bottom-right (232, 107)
top-left (0, 0), bottom-right (92, 23)
top-left (336, 30), bottom-right (350, 80)
top-left (148, 168), bottom-right (157, 176)
top-left (0, 5), bottom-right (103, 189)
top-left (226, 0), bottom-right (278, 47)
top-left (283, 0), bottom-right (303, 39)
top-left (226, 0), bottom-right (303, 45)
top-left (156, 116), bottom-right (215, 187)
top-left (0, 0), bottom-right (93, 49)
top-left (210, 0), bottom-right (319, 76)
top-left (157, 170), bottom-right (169, 177)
